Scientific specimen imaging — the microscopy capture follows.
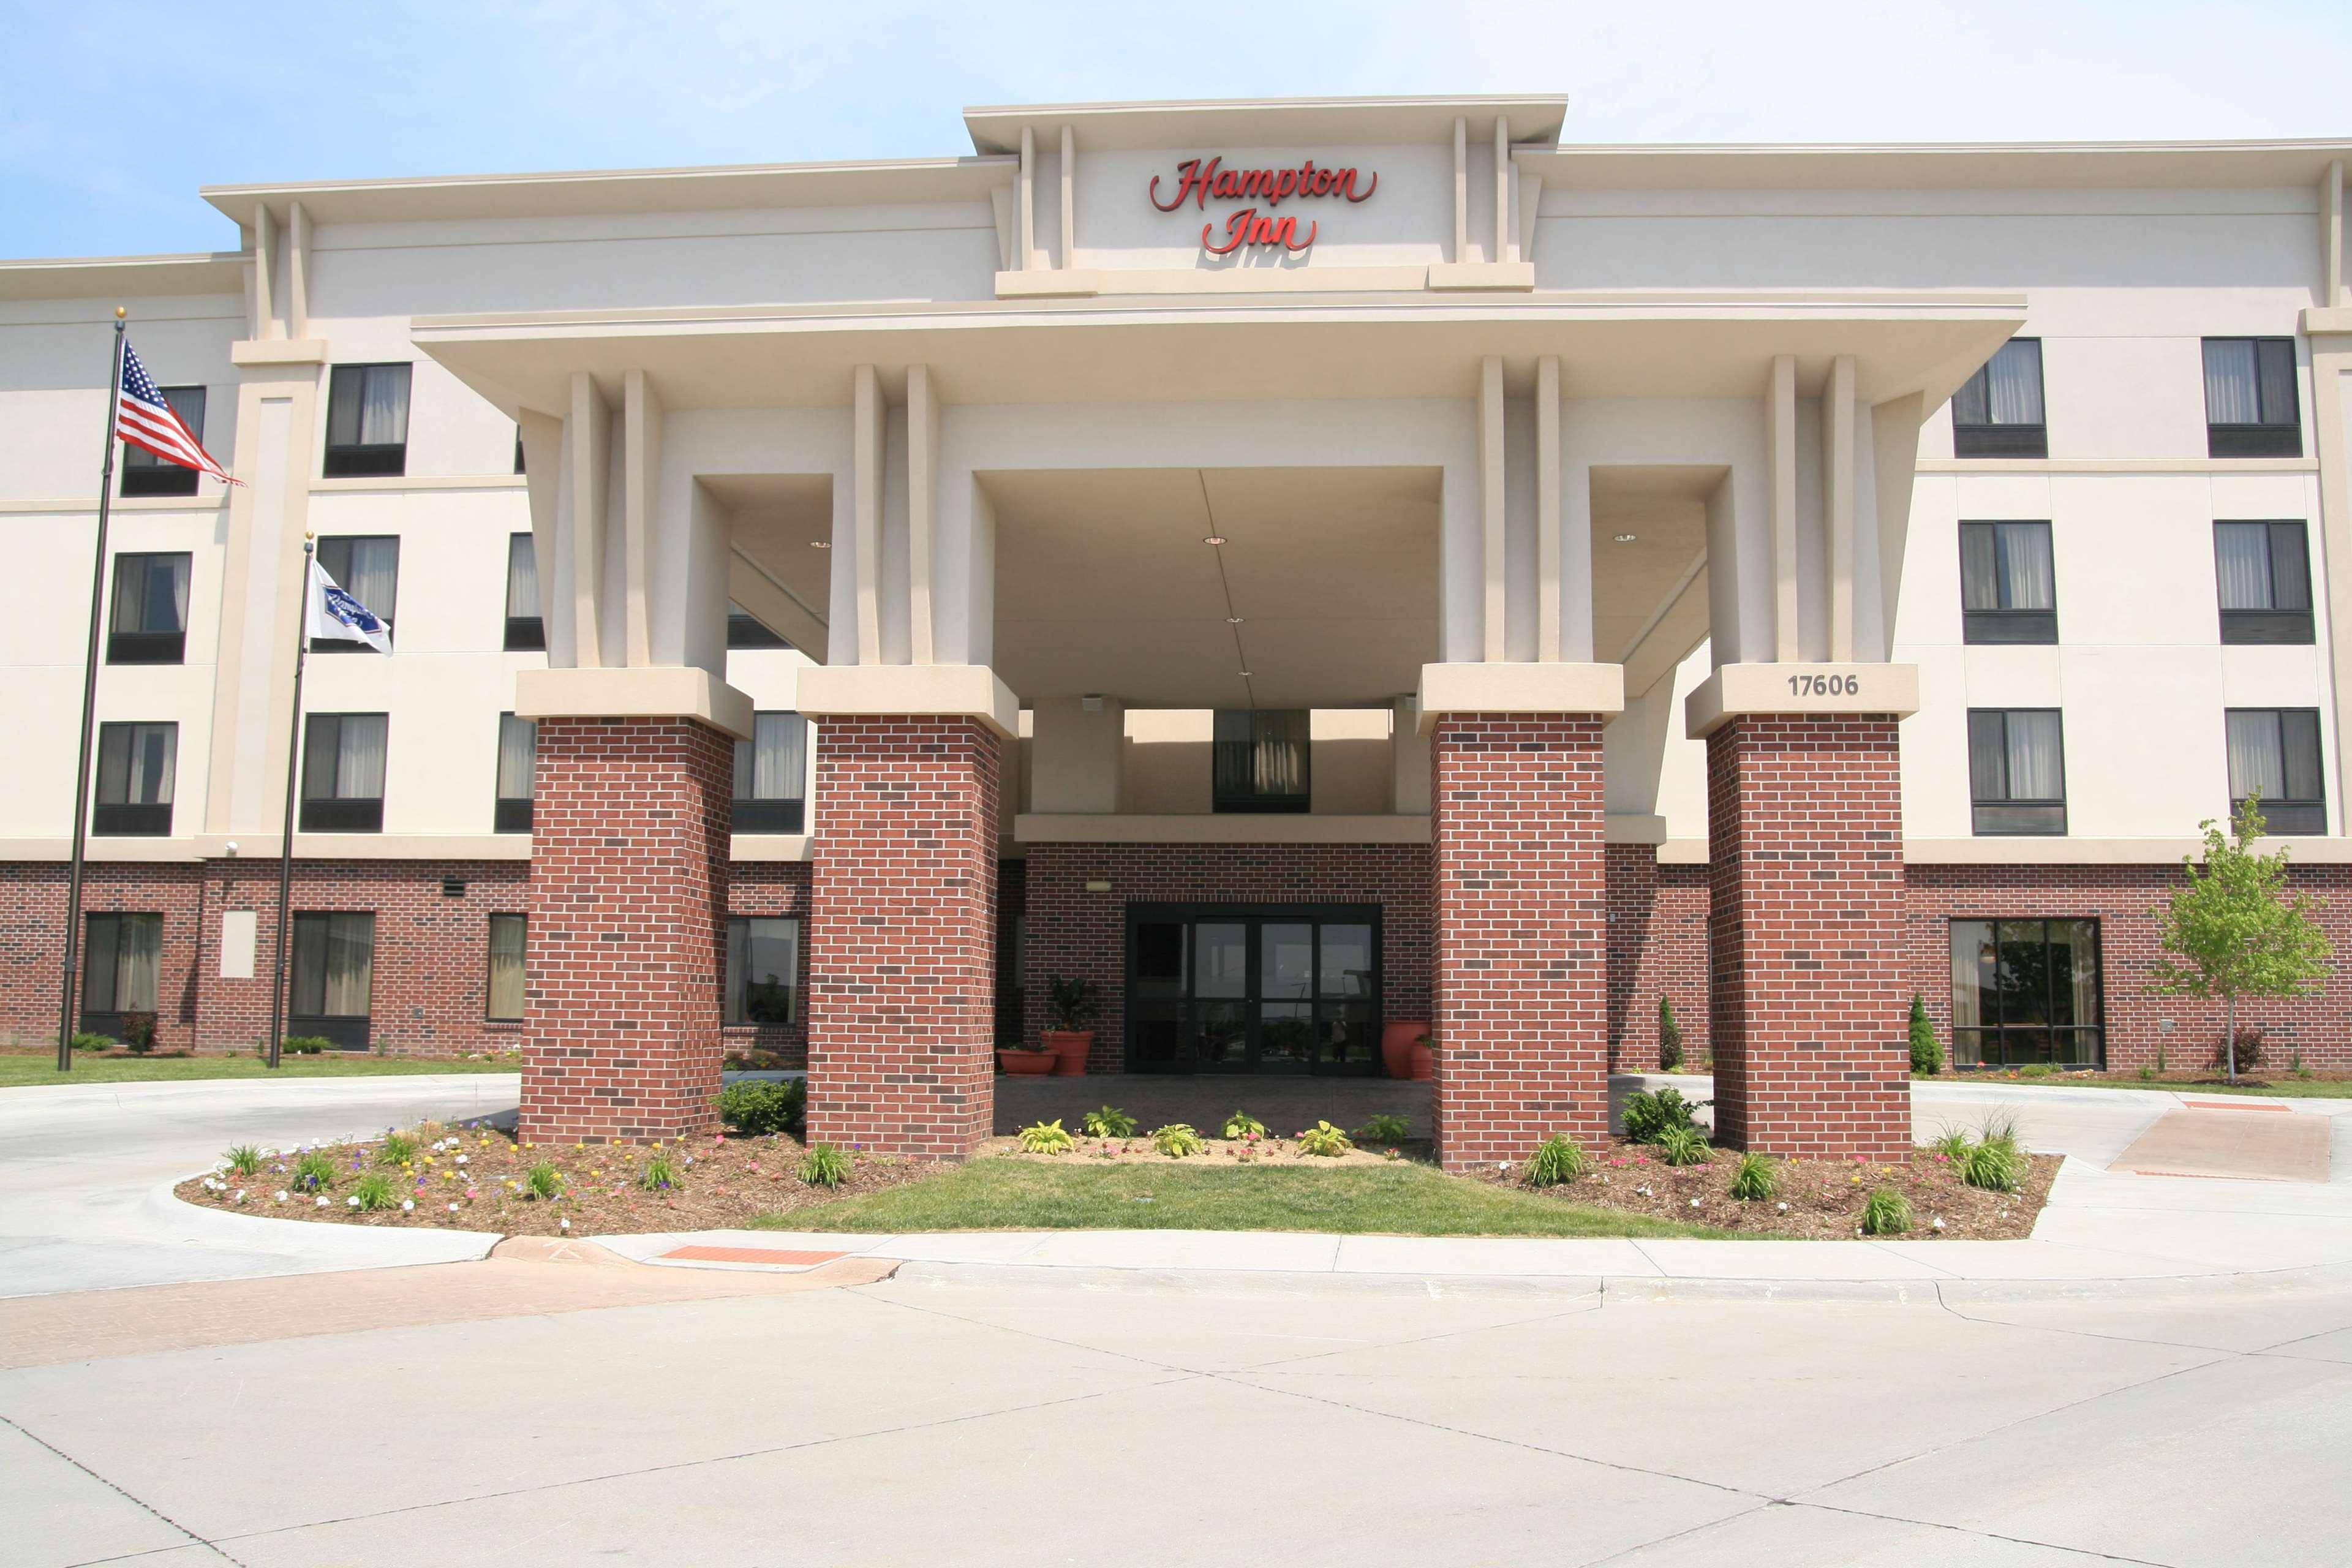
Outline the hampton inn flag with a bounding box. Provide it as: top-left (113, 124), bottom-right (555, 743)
top-left (306, 557), bottom-right (392, 652)
top-left (117, 340), bottom-right (236, 483)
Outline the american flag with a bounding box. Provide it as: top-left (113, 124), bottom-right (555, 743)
top-left (116, 340), bottom-right (236, 484)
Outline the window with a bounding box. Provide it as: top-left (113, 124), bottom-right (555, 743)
top-left (2226, 709), bottom-right (2326, 835)
top-left (732, 712), bottom-right (808, 833)
top-left (290, 911), bottom-right (374, 1049)
top-left (2214, 521), bottom-right (2313, 644)
top-left (121, 386), bottom-right (206, 496)
top-left (494, 714), bottom-right (535, 832)
top-left (725, 916), bottom-right (799, 1025)
top-left (323, 363), bottom-right (412, 477)
top-left (107, 552), bottom-right (190, 663)
top-left (93, 722), bottom-right (176, 837)
top-left (1951, 339), bottom-right (2046, 458)
top-left (1213, 709), bottom-right (1310, 813)
top-left (1959, 522), bottom-right (2057, 644)
top-left (1950, 919), bottom-right (2103, 1068)
top-left (301, 713), bottom-right (388, 832)
top-left (1967, 709), bottom-right (2067, 835)
top-left (487, 913), bottom-right (527, 1021)
top-left (503, 533), bottom-right (543, 650)
top-left (2203, 338), bottom-right (2301, 458)
top-left (312, 536), bottom-right (398, 651)
top-left (513, 426), bottom-right (526, 475)
top-left (726, 605), bottom-right (790, 649)
top-left (81, 913), bottom-right (162, 1032)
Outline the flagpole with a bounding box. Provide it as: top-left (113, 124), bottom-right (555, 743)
top-left (265, 537), bottom-right (315, 1072)
top-left (57, 307), bottom-right (129, 1072)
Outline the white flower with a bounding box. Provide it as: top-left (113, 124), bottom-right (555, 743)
top-left (401, 1199), bottom-right (415, 1212)
top-left (1932, 1216), bottom-right (1946, 1231)
top-left (559, 1218), bottom-right (570, 1231)
top-left (315, 1196), bottom-right (330, 1208)
top-left (346, 1196), bottom-right (360, 1208)
top-left (1689, 1197), bottom-right (1702, 1208)
top-left (234, 1190), bottom-right (246, 1203)
top-left (274, 1191), bottom-right (288, 1204)
top-left (455, 1155), bottom-right (468, 1166)
top-left (1776, 1202), bottom-right (1789, 1212)
top-left (447, 1202), bottom-right (459, 1213)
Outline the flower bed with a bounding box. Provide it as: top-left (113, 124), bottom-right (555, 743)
top-left (173, 1120), bottom-right (927, 1237)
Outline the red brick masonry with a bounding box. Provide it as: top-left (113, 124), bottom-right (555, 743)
top-left (1706, 715), bottom-right (1912, 1160)
top-left (519, 717), bottom-right (732, 1145)
top-left (1430, 714), bottom-right (1611, 1167)
top-left (805, 717), bottom-right (1000, 1160)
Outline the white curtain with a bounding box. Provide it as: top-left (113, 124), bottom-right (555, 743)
top-left (505, 533), bottom-right (538, 619)
top-left (323, 914), bottom-right (373, 1016)
top-left (116, 914), bottom-right (160, 1012)
top-left (128, 725), bottom-right (175, 805)
top-left (488, 915), bottom-right (526, 1020)
top-left (2204, 339), bottom-right (2261, 424)
top-left (1986, 340), bottom-right (2044, 424)
top-left (750, 714), bottom-right (807, 801)
top-left (2214, 523), bottom-right (2272, 610)
top-left (2004, 711), bottom-right (2064, 801)
top-left (336, 715), bottom-right (388, 800)
top-left (497, 714), bottom-right (537, 800)
top-left (1253, 710), bottom-right (1310, 796)
top-left (2226, 709), bottom-right (2282, 799)
top-left (359, 366), bottom-right (410, 447)
top-left (1997, 523), bottom-right (2054, 610)
top-left (342, 537), bottom-right (399, 624)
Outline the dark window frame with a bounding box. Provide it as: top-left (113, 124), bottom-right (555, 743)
top-left (311, 534), bottom-right (399, 653)
top-left (289, 910), bottom-right (374, 1050)
top-left (502, 533), bottom-right (545, 651)
top-left (1958, 521), bottom-right (2059, 645)
top-left (92, 720), bottom-right (177, 837)
top-left (486, 912), bottom-right (527, 1022)
top-left (119, 385), bottom-right (206, 496)
top-left (1123, 902), bottom-right (1384, 1076)
top-left (1950, 917), bottom-right (2106, 1069)
top-left (80, 910), bottom-right (164, 1037)
top-left (1213, 709), bottom-right (1313, 815)
top-left (322, 362), bottom-right (413, 478)
top-left (2214, 520), bottom-right (2315, 645)
top-left (494, 712), bottom-right (535, 834)
top-left (300, 712), bottom-right (388, 833)
top-left (731, 711), bottom-right (809, 834)
top-left (1951, 338), bottom-right (2048, 459)
top-left (2226, 707), bottom-right (2328, 835)
top-left (1967, 708), bottom-right (2068, 837)
top-left (725, 914), bottom-right (801, 1026)
top-left (2202, 337), bottom-right (2302, 458)
top-left (106, 551), bottom-right (191, 665)
top-left (726, 608), bottom-right (790, 649)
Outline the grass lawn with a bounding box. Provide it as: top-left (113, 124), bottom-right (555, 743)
top-left (1920, 1072), bottom-right (2352, 1099)
top-left (0, 1052), bottom-right (520, 1089)
top-left (752, 1158), bottom-right (1748, 1239)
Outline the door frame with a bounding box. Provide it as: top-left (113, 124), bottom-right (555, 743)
top-left (1122, 902), bottom-right (1383, 1076)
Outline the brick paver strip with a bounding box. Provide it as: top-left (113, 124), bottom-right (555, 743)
top-left (0, 1254), bottom-right (897, 1371)
top-left (661, 1245), bottom-right (848, 1265)
top-left (2113, 1109), bottom-right (2331, 1183)
top-left (2183, 1099), bottom-right (2290, 1112)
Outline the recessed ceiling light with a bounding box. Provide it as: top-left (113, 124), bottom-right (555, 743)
top-left (1613, 532), bottom-right (1638, 543)
top-left (1202, 535), bottom-right (1227, 546)
top-left (810, 539), bottom-right (832, 549)
top-left (1227, 616), bottom-right (1245, 625)
top-left (1237, 669), bottom-right (1252, 677)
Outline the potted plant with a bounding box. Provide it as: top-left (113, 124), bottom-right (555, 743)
top-left (1409, 1030), bottom-right (1437, 1081)
top-left (997, 1041), bottom-right (1057, 1075)
top-left (1380, 1017), bottom-right (1431, 1080)
top-left (1041, 975), bottom-right (1097, 1077)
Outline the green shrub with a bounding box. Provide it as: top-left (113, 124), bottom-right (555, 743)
top-left (350, 1172), bottom-right (399, 1212)
top-left (1044, 974), bottom-right (1098, 1032)
top-left (1926, 1126), bottom-right (1973, 1161)
top-left (1655, 1125), bottom-right (1709, 1167)
top-left (2293, 1049), bottom-right (2312, 1079)
top-left (1524, 1133), bottom-right (1591, 1188)
top-left (121, 1011), bottom-right (158, 1054)
top-left (1657, 995), bottom-right (1683, 1072)
top-left (638, 1152), bottom-right (680, 1192)
top-left (1017, 1119), bottom-right (1075, 1155)
top-left (1221, 1110), bottom-right (1267, 1139)
top-left (1357, 1112), bottom-right (1411, 1144)
top-left (2137, 1063), bottom-right (2158, 1081)
top-left (1960, 1141), bottom-right (2026, 1194)
top-left (1621, 1086), bottom-right (1698, 1145)
top-left (222, 1144), bottom-right (263, 1177)
top-left (281, 1036), bottom-right (332, 1056)
top-left (1081, 1106), bottom-right (1138, 1138)
top-left (1296, 1120), bottom-right (1353, 1158)
top-left (1977, 1112), bottom-right (2023, 1151)
top-left (1909, 993), bottom-right (1944, 1075)
top-left (292, 1151), bottom-right (337, 1192)
top-left (719, 1079), bottom-right (804, 1136)
top-left (1151, 1123), bottom-right (1205, 1158)
top-left (379, 1131), bottom-right (418, 1166)
top-left (71, 1031), bottom-right (115, 1053)
top-left (524, 1159), bottom-right (563, 1199)
top-left (2019, 1063), bottom-right (2051, 1079)
top-left (1861, 1186), bottom-right (1913, 1236)
top-left (1728, 1150), bottom-right (1779, 1201)
top-left (797, 1144), bottom-right (851, 1188)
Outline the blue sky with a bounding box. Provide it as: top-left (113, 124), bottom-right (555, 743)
top-left (5, 0), bottom-right (2350, 258)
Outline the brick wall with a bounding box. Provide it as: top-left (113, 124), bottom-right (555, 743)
top-left (0, 863), bottom-right (207, 1052)
top-left (1430, 714), bottom-right (1610, 1167)
top-left (1605, 846), bottom-right (1711, 1072)
top-left (1707, 715), bottom-right (1910, 1159)
top-left (1906, 861), bottom-right (2352, 1073)
top-left (1021, 841), bottom-right (1433, 1071)
top-left (520, 717), bottom-right (732, 1144)
top-left (725, 860), bottom-right (813, 1066)
top-left (805, 717), bottom-right (1000, 1160)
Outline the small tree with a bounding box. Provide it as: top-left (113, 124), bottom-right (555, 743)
top-left (2149, 797), bottom-right (2332, 1083)
top-left (1908, 993), bottom-right (1943, 1075)
top-left (1657, 995), bottom-right (1683, 1072)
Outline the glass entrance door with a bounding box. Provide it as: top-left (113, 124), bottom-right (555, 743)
top-left (1125, 904), bottom-right (1381, 1074)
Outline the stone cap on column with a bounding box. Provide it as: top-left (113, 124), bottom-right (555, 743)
top-left (1415, 662), bottom-right (1625, 734)
top-left (514, 666), bottom-right (755, 740)
top-left (794, 664), bottom-right (1020, 741)
top-left (1684, 662), bottom-right (1921, 740)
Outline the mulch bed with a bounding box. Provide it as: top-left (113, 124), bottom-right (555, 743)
top-left (175, 1120), bottom-right (930, 1237)
top-left (1472, 1138), bottom-right (2062, 1240)
top-left (994, 1131), bottom-right (1417, 1167)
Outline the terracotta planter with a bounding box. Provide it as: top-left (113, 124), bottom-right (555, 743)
top-left (1041, 1029), bottom-right (1094, 1076)
top-left (998, 1049), bottom-right (1057, 1076)
top-left (1408, 1039), bottom-right (1436, 1080)
top-left (1381, 1020), bottom-right (1430, 1080)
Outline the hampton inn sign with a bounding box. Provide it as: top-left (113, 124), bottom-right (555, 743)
top-left (1149, 155), bottom-right (1379, 253)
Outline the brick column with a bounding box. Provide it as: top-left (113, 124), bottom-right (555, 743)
top-left (1430, 714), bottom-right (1610, 1169)
top-left (805, 716), bottom-right (1000, 1161)
top-left (1705, 715), bottom-right (1910, 1159)
top-left (520, 717), bottom-right (732, 1144)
